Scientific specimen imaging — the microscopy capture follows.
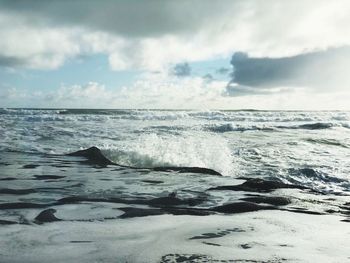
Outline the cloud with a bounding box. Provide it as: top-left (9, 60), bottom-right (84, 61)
top-left (45, 82), bottom-right (118, 108)
top-left (0, 0), bottom-right (239, 37)
top-left (0, 73), bottom-right (229, 109)
top-left (1, 1), bottom-right (350, 109)
top-left (0, 86), bottom-right (19, 99)
top-left (1, 0), bottom-right (350, 70)
top-left (225, 84), bottom-right (291, 97)
top-left (1, 72), bottom-right (350, 110)
top-left (0, 12), bottom-right (127, 69)
top-left (172, 63), bottom-right (191, 77)
top-left (227, 47), bottom-right (350, 95)
top-left (0, 55), bottom-right (26, 67)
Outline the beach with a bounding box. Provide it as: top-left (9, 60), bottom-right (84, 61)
top-left (0, 109), bottom-right (349, 262)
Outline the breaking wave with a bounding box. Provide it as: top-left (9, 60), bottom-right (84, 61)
top-left (283, 168), bottom-right (350, 194)
top-left (206, 122), bottom-right (350, 133)
top-left (101, 133), bottom-right (235, 176)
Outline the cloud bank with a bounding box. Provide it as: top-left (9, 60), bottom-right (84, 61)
top-left (1, 0), bottom-right (350, 70)
top-left (2, 72), bottom-right (350, 110)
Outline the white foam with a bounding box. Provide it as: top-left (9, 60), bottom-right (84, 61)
top-left (103, 133), bottom-right (235, 176)
top-left (0, 211), bottom-right (348, 263)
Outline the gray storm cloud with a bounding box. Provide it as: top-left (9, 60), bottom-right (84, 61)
top-left (0, 0), bottom-right (239, 37)
top-left (227, 47), bottom-right (350, 96)
top-left (0, 0), bottom-right (350, 74)
top-left (1, 0), bottom-right (350, 71)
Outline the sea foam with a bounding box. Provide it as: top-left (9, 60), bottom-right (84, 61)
top-left (102, 133), bottom-right (235, 176)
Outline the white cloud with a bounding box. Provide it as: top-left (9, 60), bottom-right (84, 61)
top-left (1, 0), bottom-right (350, 70)
top-left (0, 86), bottom-right (22, 99)
top-left (115, 72), bottom-right (227, 109)
top-left (2, 72), bottom-right (350, 110)
top-left (1, 0), bottom-right (350, 109)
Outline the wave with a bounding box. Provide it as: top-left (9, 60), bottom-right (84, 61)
top-left (289, 122), bottom-right (333, 130)
top-left (0, 108), bottom-right (61, 115)
top-left (58, 109), bottom-right (133, 115)
top-left (305, 138), bottom-right (349, 148)
top-left (287, 168), bottom-right (348, 184)
top-left (206, 122), bottom-right (350, 133)
top-left (282, 167), bottom-right (350, 194)
top-left (101, 133), bottom-right (235, 176)
top-left (206, 123), bottom-right (275, 133)
top-left (2, 109), bottom-right (350, 124)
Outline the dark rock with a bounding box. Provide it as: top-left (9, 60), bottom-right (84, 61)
top-left (202, 242), bottom-right (221, 247)
top-left (190, 232), bottom-right (225, 240)
top-left (213, 201), bottom-right (275, 214)
top-left (119, 206), bottom-right (211, 218)
top-left (0, 219), bottom-right (17, 225)
top-left (57, 196), bottom-right (115, 205)
top-left (57, 193), bottom-right (205, 209)
top-left (163, 207), bottom-right (212, 216)
top-left (240, 243), bottom-right (252, 249)
top-left (240, 196), bottom-right (291, 206)
top-left (33, 175), bottom-right (66, 180)
top-left (153, 166), bottom-right (222, 176)
top-left (148, 192), bottom-right (203, 207)
top-left (69, 241), bottom-right (93, 243)
top-left (0, 177), bottom-right (17, 181)
top-left (34, 209), bottom-right (61, 224)
top-left (325, 209), bottom-right (338, 214)
top-left (67, 146), bottom-right (114, 166)
top-left (0, 202), bottom-right (47, 209)
top-left (148, 196), bottom-right (187, 207)
top-left (298, 123), bottom-right (333, 130)
top-left (0, 188), bottom-right (37, 195)
top-left (168, 192), bottom-right (177, 198)
top-left (22, 164), bottom-right (40, 169)
top-left (141, 179), bottom-right (164, 184)
top-left (160, 254), bottom-right (212, 263)
top-left (119, 207), bottom-right (164, 218)
top-left (209, 178), bottom-right (308, 193)
top-left (190, 229), bottom-right (243, 240)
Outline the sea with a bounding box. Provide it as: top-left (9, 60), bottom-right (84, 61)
top-left (0, 108), bottom-right (349, 262)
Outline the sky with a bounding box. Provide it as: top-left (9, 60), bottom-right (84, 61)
top-left (0, 0), bottom-right (350, 110)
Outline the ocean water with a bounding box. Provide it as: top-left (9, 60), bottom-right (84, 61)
top-left (1, 108), bottom-right (350, 193)
top-left (1, 108), bottom-right (350, 262)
